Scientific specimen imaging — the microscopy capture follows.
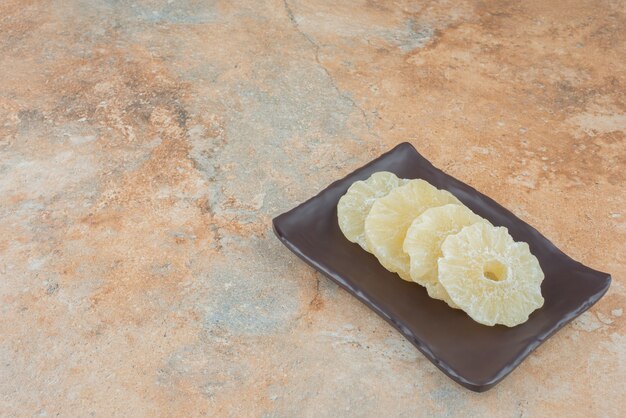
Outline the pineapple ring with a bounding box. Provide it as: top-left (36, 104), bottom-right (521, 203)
top-left (365, 179), bottom-right (461, 281)
top-left (403, 204), bottom-right (489, 308)
top-left (438, 222), bottom-right (544, 327)
top-left (337, 171), bottom-right (407, 251)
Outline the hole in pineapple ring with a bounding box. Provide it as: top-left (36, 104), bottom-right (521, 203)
top-left (483, 260), bottom-right (508, 282)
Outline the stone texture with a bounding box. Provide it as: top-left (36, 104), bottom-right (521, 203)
top-left (0, 0), bottom-right (624, 416)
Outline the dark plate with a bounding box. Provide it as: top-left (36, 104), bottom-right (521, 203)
top-left (272, 142), bottom-right (611, 392)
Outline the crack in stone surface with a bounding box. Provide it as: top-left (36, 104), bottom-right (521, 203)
top-left (308, 274), bottom-right (322, 310)
top-left (197, 197), bottom-right (223, 251)
top-left (283, 0), bottom-right (375, 133)
top-left (292, 273), bottom-right (324, 324)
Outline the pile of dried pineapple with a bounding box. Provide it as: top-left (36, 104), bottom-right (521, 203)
top-left (337, 171), bottom-right (544, 327)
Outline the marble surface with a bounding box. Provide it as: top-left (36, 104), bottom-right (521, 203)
top-left (1, 0), bottom-right (624, 416)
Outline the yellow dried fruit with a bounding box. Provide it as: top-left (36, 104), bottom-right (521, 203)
top-left (403, 204), bottom-right (489, 308)
top-left (438, 222), bottom-right (544, 326)
top-left (337, 171), bottom-right (407, 251)
top-left (365, 179), bottom-right (461, 281)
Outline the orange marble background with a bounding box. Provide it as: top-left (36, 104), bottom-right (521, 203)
top-left (0, 0), bottom-right (624, 416)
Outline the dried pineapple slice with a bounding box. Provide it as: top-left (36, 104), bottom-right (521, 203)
top-left (365, 179), bottom-right (461, 281)
top-left (403, 204), bottom-right (489, 308)
top-left (438, 222), bottom-right (544, 326)
top-left (337, 171), bottom-right (407, 251)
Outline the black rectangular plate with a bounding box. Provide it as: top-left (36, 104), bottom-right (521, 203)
top-left (272, 142), bottom-right (611, 392)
